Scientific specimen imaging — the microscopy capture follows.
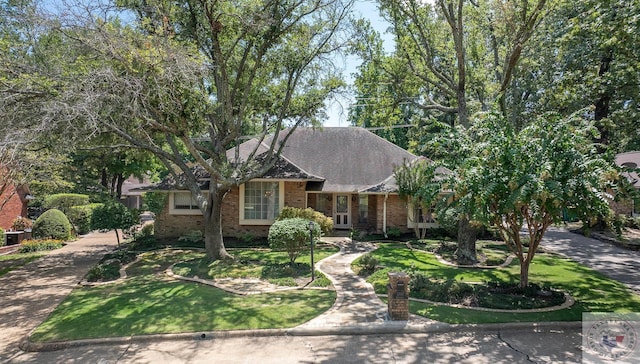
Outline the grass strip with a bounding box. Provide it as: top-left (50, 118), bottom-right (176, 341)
top-left (0, 252), bottom-right (45, 277)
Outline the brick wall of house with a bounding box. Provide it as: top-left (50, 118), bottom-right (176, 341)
top-left (156, 181), bottom-right (309, 240)
top-left (374, 194), bottom-right (410, 234)
top-left (0, 184), bottom-right (28, 230)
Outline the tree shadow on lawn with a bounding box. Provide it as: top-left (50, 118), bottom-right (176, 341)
top-left (30, 276), bottom-right (335, 342)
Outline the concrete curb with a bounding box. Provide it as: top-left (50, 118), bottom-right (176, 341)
top-left (19, 321), bottom-right (583, 352)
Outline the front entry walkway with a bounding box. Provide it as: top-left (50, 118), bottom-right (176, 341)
top-left (293, 238), bottom-right (435, 333)
top-left (298, 238), bottom-right (387, 328)
top-left (0, 232), bottom-right (118, 362)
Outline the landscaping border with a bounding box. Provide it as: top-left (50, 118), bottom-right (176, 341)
top-left (378, 292), bottom-right (575, 313)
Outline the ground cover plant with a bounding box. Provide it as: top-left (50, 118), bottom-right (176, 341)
top-left (18, 239), bottom-right (65, 253)
top-left (358, 242), bottom-right (640, 323)
top-left (29, 248), bottom-right (336, 342)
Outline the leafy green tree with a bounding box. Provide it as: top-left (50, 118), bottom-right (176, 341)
top-left (1, 0), bottom-right (353, 261)
top-left (91, 201), bottom-right (139, 247)
top-left (460, 112), bottom-right (613, 287)
top-left (509, 0), bottom-right (640, 152)
top-left (350, 0), bottom-right (549, 263)
top-left (394, 158), bottom-right (444, 239)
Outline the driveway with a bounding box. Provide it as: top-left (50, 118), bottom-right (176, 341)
top-left (0, 232), bottom-right (118, 363)
top-left (541, 226), bottom-right (640, 293)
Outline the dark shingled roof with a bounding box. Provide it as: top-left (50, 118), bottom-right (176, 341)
top-left (238, 127), bottom-right (421, 193)
top-left (142, 127), bottom-right (444, 193)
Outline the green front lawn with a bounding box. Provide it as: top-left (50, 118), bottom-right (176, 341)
top-left (29, 248), bottom-right (336, 342)
top-left (173, 246), bottom-right (338, 287)
top-left (363, 243), bottom-right (640, 323)
top-left (0, 252), bottom-right (45, 277)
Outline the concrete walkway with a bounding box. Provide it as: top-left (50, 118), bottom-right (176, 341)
top-left (294, 238), bottom-right (435, 333)
top-left (0, 231), bottom-right (118, 363)
top-left (541, 226), bottom-right (640, 293)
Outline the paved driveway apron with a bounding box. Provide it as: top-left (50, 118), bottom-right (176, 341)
top-left (0, 232), bottom-right (117, 362)
top-left (541, 226), bottom-right (640, 293)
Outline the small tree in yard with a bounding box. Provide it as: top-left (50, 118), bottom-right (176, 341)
top-left (395, 158), bottom-right (444, 239)
top-left (463, 112), bottom-right (613, 288)
top-left (91, 201), bottom-right (138, 247)
top-left (268, 218), bottom-right (320, 265)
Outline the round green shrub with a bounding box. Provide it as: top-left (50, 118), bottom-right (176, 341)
top-left (0, 227), bottom-right (5, 247)
top-left (276, 207), bottom-right (333, 235)
top-left (32, 209), bottom-right (73, 240)
top-left (268, 218), bottom-right (320, 265)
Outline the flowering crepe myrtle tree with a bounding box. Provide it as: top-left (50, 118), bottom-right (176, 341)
top-left (460, 111), bottom-right (613, 288)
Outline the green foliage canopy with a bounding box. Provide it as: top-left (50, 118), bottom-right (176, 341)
top-left (276, 207), bottom-right (333, 235)
top-left (458, 111), bottom-right (613, 287)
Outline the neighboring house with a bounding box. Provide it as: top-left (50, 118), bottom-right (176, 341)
top-left (153, 127), bottom-right (449, 239)
top-left (0, 181), bottom-right (31, 231)
top-left (120, 175), bottom-right (154, 210)
top-left (615, 151), bottom-right (640, 217)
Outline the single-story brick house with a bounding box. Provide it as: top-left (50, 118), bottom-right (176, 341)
top-left (153, 127), bottom-right (448, 239)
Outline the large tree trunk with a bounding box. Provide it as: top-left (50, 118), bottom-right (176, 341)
top-left (455, 217), bottom-right (478, 264)
top-left (594, 49), bottom-right (613, 153)
top-left (115, 173), bottom-right (125, 199)
top-left (204, 185), bottom-right (233, 261)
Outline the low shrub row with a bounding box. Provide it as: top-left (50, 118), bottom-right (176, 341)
top-left (18, 239), bottom-right (65, 253)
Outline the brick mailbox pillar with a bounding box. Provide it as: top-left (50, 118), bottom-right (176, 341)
top-left (387, 272), bottom-right (410, 320)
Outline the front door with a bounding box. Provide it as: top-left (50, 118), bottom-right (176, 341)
top-left (333, 194), bottom-right (351, 229)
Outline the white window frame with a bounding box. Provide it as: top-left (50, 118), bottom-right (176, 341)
top-left (169, 191), bottom-right (203, 215)
top-left (239, 180), bottom-right (285, 225)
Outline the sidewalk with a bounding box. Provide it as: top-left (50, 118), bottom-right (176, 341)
top-left (0, 231), bottom-right (118, 362)
top-left (541, 226), bottom-right (640, 293)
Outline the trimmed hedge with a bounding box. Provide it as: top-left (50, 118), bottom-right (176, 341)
top-left (0, 227), bottom-right (4, 247)
top-left (68, 203), bottom-right (104, 235)
top-left (18, 239), bottom-right (64, 253)
top-left (32, 209), bottom-right (73, 240)
top-left (43, 194), bottom-right (90, 215)
top-left (276, 207), bottom-right (333, 235)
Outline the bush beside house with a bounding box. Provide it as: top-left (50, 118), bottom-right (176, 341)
top-left (276, 207), bottom-right (333, 235)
